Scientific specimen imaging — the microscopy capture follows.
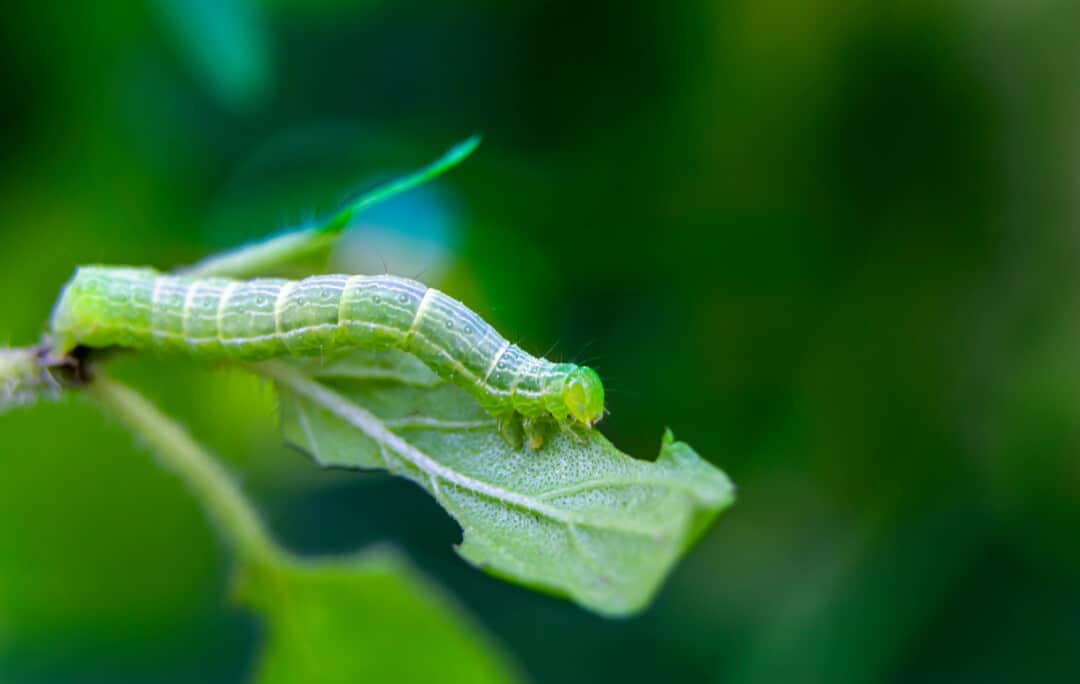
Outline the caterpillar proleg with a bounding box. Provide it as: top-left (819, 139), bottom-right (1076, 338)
top-left (50, 267), bottom-right (605, 448)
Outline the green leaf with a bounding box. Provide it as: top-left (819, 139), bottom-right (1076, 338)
top-left (184, 136), bottom-right (480, 279)
top-left (236, 548), bottom-right (518, 684)
top-left (259, 353), bottom-right (735, 616)
top-left (85, 374), bottom-right (516, 683)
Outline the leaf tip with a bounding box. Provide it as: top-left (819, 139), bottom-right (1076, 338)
top-left (448, 133), bottom-right (482, 161)
top-left (317, 134), bottom-right (482, 237)
top-left (656, 429), bottom-right (736, 510)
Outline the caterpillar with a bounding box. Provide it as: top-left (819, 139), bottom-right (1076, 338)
top-left (50, 266), bottom-right (605, 449)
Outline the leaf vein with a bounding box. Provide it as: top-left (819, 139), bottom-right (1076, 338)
top-left (259, 362), bottom-right (666, 537)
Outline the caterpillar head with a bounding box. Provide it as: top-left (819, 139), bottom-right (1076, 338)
top-left (564, 366), bottom-right (605, 428)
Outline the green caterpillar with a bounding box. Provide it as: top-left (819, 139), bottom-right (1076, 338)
top-left (50, 267), bottom-right (605, 449)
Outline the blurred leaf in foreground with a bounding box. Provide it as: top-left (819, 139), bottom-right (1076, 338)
top-left (237, 548), bottom-right (516, 684)
top-left (261, 351), bottom-right (735, 616)
top-left (87, 374), bottom-right (517, 684)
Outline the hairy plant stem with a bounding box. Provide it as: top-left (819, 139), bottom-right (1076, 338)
top-left (86, 373), bottom-right (281, 568)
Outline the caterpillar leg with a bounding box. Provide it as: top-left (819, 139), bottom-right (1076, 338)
top-left (556, 417), bottom-right (589, 445)
top-left (496, 412), bottom-right (523, 450)
top-left (522, 415), bottom-right (548, 450)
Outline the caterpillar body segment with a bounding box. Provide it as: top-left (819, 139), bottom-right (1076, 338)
top-left (50, 267), bottom-right (605, 448)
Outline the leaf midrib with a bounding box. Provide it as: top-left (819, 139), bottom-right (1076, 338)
top-left (261, 362), bottom-right (683, 539)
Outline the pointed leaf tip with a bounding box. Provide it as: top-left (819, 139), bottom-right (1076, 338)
top-left (319, 134), bottom-right (482, 235)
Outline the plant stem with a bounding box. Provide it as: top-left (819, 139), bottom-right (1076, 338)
top-left (86, 373), bottom-right (281, 568)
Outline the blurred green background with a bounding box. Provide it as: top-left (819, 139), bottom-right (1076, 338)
top-left (2, 0), bottom-right (1080, 681)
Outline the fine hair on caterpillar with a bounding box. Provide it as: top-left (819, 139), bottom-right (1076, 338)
top-left (50, 267), bottom-right (606, 449)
